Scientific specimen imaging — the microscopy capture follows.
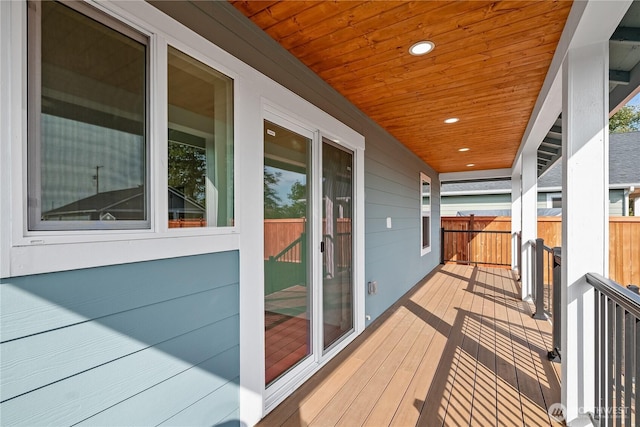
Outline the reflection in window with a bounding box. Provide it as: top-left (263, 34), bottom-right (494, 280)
top-left (29, 1), bottom-right (147, 229)
top-left (168, 47), bottom-right (234, 228)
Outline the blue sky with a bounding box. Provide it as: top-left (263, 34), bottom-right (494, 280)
top-left (627, 92), bottom-right (640, 106)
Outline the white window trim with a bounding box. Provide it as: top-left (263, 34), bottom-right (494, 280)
top-left (2, 0), bottom-right (242, 277)
top-left (420, 172), bottom-right (432, 256)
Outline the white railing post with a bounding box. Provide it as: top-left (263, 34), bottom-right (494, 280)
top-left (562, 40), bottom-right (610, 426)
top-left (520, 150), bottom-right (537, 301)
top-left (511, 162), bottom-right (522, 274)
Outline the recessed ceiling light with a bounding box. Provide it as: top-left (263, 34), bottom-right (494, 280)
top-left (444, 117), bottom-right (459, 124)
top-left (466, 163), bottom-right (475, 167)
top-left (458, 147), bottom-right (470, 152)
top-left (409, 41), bottom-right (435, 56)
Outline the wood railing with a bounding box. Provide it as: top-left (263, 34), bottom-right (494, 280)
top-left (264, 218), bottom-right (351, 264)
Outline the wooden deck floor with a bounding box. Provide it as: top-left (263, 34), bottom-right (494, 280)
top-left (258, 264), bottom-right (562, 427)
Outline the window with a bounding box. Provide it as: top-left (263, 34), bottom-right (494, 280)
top-left (168, 47), bottom-right (234, 228)
top-left (546, 193), bottom-right (562, 209)
top-left (27, 1), bottom-right (234, 232)
top-left (420, 172), bottom-right (431, 255)
top-left (28, 1), bottom-right (148, 230)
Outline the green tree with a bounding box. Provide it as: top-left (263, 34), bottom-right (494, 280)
top-left (609, 105), bottom-right (640, 133)
top-left (168, 142), bottom-right (206, 205)
top-left (282, 180), bottom-right (307, 218)
top-left (264, 168), bottom-right (282, 218)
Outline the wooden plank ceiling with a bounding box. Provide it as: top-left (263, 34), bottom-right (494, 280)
top-left (230, 1), bottom-right (573, 173)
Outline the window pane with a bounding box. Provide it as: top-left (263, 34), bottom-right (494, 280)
top-left (422, 216), bottom-right (430, 249)
top-left (322, 140), bottom-right (354, 351)
top-left (168, 47), bottom-right (234, 228)
top-left (31, 1), bottom-right (147, 228)
top-left (422, 181), bottom-right (431, 212)
top-left (263, 120), bottom-right (312, 385)
top-left (421, 175), bottom-right (431, 252)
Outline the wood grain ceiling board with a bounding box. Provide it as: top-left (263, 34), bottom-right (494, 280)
top-left (231, 1), bottom-right (573, 173)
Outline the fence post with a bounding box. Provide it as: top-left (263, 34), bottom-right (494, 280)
top-left (440, 227), bottom-right (445, 264)
top-left (468, 215), bottom-right (474, 265)
top-left (532, 238), bottom-right (546, 319)
top-left (548, 247), bottom-right (561, 362)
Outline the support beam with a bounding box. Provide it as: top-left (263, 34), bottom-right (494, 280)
top-left (511, 158), bottom-right (522, 273)
top-left (562, 41), bottom-right (610, 427)
top-left (609, 69), bottom-right (630, 85)
top-left (520, 149), bottom-right (537, 301)
top-left (610, 26), bottom-right (640, 44)
top-left (610, 60), bottom-right (640, 113)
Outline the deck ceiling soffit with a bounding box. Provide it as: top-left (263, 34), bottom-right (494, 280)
top-left (230, 1), bottom-right (573, 174)
top-left (537, 1), bottom-right (640, 178)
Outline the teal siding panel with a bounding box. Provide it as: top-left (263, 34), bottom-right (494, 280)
top-left (1, 251), bottom-right (239, 341)
top-left (2, 316), bottom-right (239, 426)
top-left (158, 378), bottom-right (240, 426)
top-left (219, 408), bottom-right (241, 426)
top-left (1, 283), bottom-right (238, 401)
top-left (0, 252), bottom-right (240, 426)
top-left (77, 346), bottom-right (240, 426)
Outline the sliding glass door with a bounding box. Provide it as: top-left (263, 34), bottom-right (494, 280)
top-left (263, 119), bottom-right (312, 386)
top-left (263, 118), bottom-right (355, 389)
top-left (322, 140), bottom-right (354, 351)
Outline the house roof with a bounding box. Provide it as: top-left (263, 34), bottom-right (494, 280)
top-left (442, 131), bottom-right (640, 194)
top-left (43, 187), bottom-right (205, 219)
top-left (538, 130), bottom-right (640, 189)
top-left (43, 187), bottom-right (144, 218)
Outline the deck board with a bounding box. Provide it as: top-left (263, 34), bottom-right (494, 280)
top-left (258, 264), bottom-right (561, 427)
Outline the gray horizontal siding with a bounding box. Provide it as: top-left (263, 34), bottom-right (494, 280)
top-left (441, 194), bottom-right (512, 216)
top-left (609, 189), bottom-right (624, 216)
top-left (364, 141), bottom-right (440, 323)
top-left (0, 251), bottom-right (239, 426)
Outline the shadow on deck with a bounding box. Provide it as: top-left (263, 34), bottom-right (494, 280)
top-left (258, 264), bottom-right (562, 427)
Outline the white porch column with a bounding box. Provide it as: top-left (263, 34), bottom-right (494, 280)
top-left (520, 149), bottom-right (537, 300)
top-left (511, 158), bottom-right (522, 273)
top-left (562, 41), bottom-right (609, 426)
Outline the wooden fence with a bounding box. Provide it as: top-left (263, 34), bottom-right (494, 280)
top-left (442, 216), bottom-right (640, 286)
top-left (441, 216), bottom-right (512, 267)
top-left (264, 218), bottom-right (352, 266)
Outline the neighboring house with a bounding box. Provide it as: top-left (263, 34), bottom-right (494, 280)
top-left (42, 186), bottom-right (206, 223)
top-left (441, 131), bottom-right (640, 216)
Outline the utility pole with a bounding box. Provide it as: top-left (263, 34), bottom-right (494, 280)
top-left (94, 165), bottom-right (103, 194)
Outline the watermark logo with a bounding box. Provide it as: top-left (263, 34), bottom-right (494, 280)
top-left (548, 403), bottom-right (567, 422)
